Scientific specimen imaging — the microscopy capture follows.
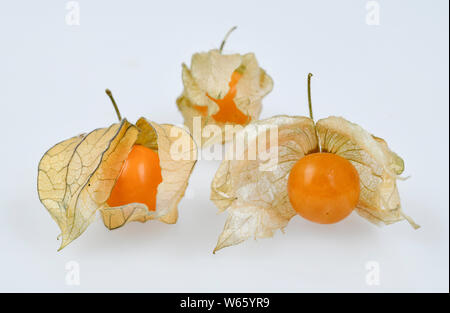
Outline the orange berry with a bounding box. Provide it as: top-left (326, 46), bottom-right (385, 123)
top-left (288, 153), bottom-right (360, 224)
top-left (107, 145), bottom-right (162, 211)
top-left (195, 71), bottom-right (250, 125)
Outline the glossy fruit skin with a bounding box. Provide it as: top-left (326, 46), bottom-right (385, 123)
top-left (288, 153), bottom-right (360, 224)
top-left (107, 145), bottom-right (162, 211)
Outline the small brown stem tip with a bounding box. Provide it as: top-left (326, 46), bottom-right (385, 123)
top-left (105, 88), bottom-right (122, 122)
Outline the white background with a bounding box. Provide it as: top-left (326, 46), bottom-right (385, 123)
top-left (0, 0), bottom-right (448, 292)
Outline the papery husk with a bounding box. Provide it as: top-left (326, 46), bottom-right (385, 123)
top-left (210, 116), bottom-right (317, 253)
top-left (38, 118), bottom-right (197, 250)
top-left (100, 118), bottom-right (197, 229)
top-left (177, 49), bottom-right (273, 147)
top-left (316, 116), bottom-right (419, 229)
top-left (210, 114), bottom-right (419, 252)
top-left (38, 120), bottom-right (139, 250)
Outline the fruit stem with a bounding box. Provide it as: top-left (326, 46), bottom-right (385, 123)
top-left (105, 89), bottom-right (122, 121)
top-left (307, 73), bottom-right (322, 152)
top-left (219, 26), bottom-right (237, 53)
top-left (307, 73), bottom-right (314, 120)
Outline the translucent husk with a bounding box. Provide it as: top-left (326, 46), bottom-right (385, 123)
top-left (210, 115), bottom-right (418, 253)
top-left (177, 49), bottom-right (273, 147)
top-left (38, 118), bottom-right (197, 250)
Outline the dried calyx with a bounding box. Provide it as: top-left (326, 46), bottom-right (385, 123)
top-left (210, 74), bottom-right (419, 253)
top-left (177, 27), bottom-right (274, 146)
top-left (37, 90), bottom-right (197, 250)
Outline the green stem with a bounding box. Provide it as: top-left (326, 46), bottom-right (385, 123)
top-left (105, 89), bottom-right (122, 122)
top-left (307, 73), bottom-right (314, 120)
top-left (307, 73), bottom-right (321, 152)
top-left (219, 26), bottom-right (237, 53)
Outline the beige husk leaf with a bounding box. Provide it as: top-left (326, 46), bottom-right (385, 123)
top-left (210, 115), bottom-right (418, 253)
top-left (316, 116), bottom-right (419, 229)
top-left (100, 118), bottom-right (197, 229)
top-left (38, 118), bottom-right (197, 250)
top-left (38, 120), bottom-right (139, 250)
top-left (210, 116), bottom-right (318, 253)
top-left (177, 49), bottom-right (273, 147)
